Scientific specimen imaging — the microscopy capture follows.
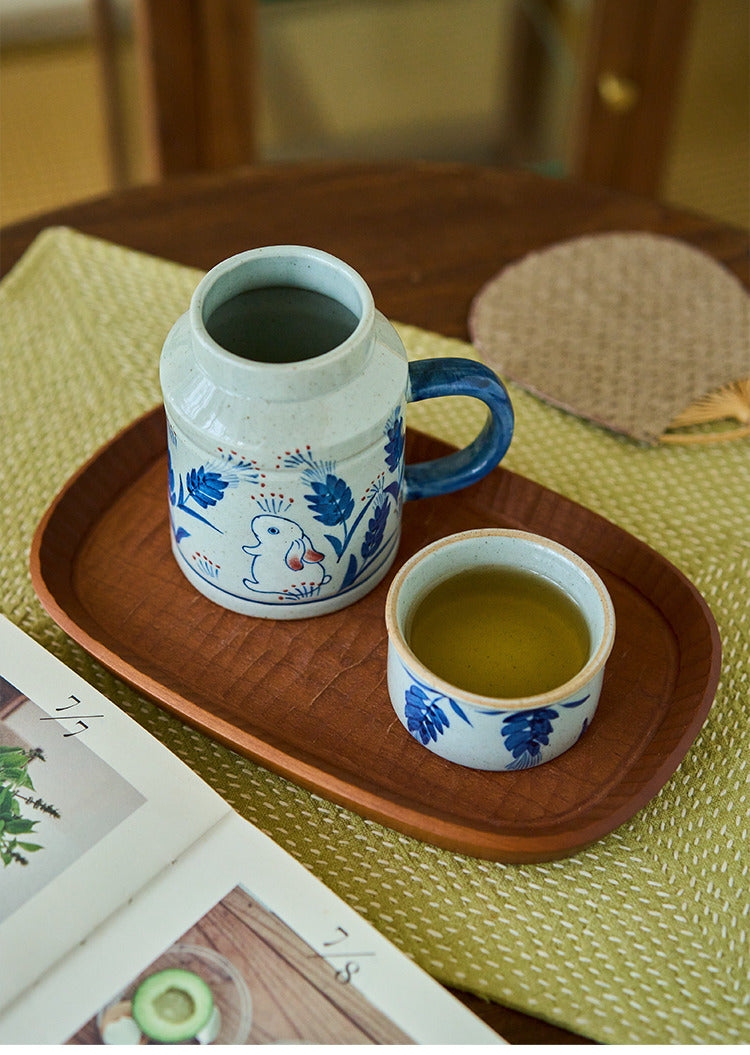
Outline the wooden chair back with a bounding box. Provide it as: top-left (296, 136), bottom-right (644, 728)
top-left (93, 0), bottom-right (693, 197)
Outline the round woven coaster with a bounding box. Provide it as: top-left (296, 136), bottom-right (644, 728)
top-left (468, 233), bottom-right (750, 444)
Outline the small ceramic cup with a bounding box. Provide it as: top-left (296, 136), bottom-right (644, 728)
top-left (385, 529), bottom-right (616, 771)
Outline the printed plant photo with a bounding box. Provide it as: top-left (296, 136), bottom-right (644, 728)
top-left (0, 676), bottom-right (145, 922)
top-left (70, 885), bottom-right (413, 1045)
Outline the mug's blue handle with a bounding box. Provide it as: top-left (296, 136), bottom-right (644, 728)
top-left (404, 358), bottom-right (514, 501)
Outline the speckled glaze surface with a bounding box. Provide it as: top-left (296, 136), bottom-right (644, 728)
top-left (160, 247), bottom-right (514, 617)
top-left (385, 529), bottom-right (616, 770)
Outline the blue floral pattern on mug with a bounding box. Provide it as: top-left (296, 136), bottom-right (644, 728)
top-left (167, 419), bottom-right (260, 538)
top-left (167, 407), bottom-right (406, 603)
top-left (384, 409), bottom-right (405, 473)
top-left (281, 408), bottom-right (404, 597)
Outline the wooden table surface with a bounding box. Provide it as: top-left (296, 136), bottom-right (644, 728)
top-left (3, 160), bottom-right (747, 1045)
top-left (2, 161), bottom-right (747, 335)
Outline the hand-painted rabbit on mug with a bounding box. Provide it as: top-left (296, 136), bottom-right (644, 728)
top-left (242, 514), bottom-right (331, 599)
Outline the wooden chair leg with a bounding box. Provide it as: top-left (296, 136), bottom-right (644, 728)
top-left (133, 0), bottom-right (257, 178)
top-left (503, 0), bottom-right (554, 166)
top-left (91, 0), bottom-right (130, 187)
top-left (570, 0), bottom-right (694, 196)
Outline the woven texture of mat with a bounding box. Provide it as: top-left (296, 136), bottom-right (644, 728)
top-left (2, 228), bottom-right (748, 1045)
top-left (469, 232), bottom-right (750, 444)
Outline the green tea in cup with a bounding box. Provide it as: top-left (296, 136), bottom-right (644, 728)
top-left (407, 566), bottom-right (591, 699)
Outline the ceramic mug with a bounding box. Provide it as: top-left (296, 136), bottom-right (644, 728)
top-left (385, 529), bottom-right (616, 770)
top-left (160, 246), bottom-right (514, 618)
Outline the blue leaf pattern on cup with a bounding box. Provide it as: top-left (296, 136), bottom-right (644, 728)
top-left (501, 707), bottom-right (558, 767)
top-left (401, 664), bottom-right (473, 745)
top-left (405, 684), bottom-right (450, 744)
top-left (498, 696), bottom-right (590, 769)
top-left (562, 695), bottom-right (590, 708)
top-left (448, 698), bottom-right (472, 725)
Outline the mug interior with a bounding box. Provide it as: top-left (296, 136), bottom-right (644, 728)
top-left (386, 529), bottom-right (615, 709)
top-left (196, 246), bottom-right (371, 362)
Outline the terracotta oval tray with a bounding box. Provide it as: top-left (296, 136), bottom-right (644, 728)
top-left (30, 406), bottom-right (721, 862)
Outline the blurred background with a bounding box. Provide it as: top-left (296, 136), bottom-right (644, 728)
top-left (0, 0), bottom-right (748, 228)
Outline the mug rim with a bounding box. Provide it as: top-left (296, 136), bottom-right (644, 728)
top-left (385, 528), bottom-right (616, 712)
top-left (190, 244), bottom-right (375, 372)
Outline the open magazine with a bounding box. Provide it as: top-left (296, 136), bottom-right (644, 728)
top-left (0, 616), bottom-right (501, 1045)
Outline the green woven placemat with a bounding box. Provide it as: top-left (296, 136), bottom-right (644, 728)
top-left (2, 228), bottom-right (748, 1045)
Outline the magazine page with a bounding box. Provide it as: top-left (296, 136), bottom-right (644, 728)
top-left (4, 811), bottom-right (502, 1045)
top-left (0, 616), bottom-right (231, 1009)
top-left (0, 617), bottom-right (502, 1045)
